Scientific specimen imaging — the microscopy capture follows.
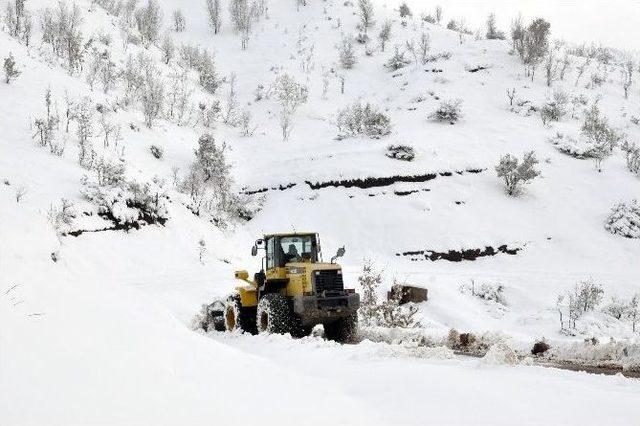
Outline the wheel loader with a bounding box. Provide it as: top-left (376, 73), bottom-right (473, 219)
top-left (211, 233), bottom-right (360, 343)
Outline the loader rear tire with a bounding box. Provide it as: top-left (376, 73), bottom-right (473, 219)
top-left (257, 293), bottom-right (293, 335)
top-left (324, 313), bottom-right (358, 344)
top-left (224, 295), bottom-right (257, 334)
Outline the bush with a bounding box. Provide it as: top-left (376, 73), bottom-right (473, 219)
top-left (605, 200), bottom-right (640, 239)
top-left (495, 151), bottom-right (540, 196)
top-left (540, 90), bottom-right (568, 125)
top-left (357, 261), bottom-right (420, 329)
top-left (81, 159), bottom-right (169, 227)
top-left (336, 102), bottom-right (392, 139)
top-left (384, 46), bottom-right (411, 71)
top-left (531, 340), bottom-right (550, 355)
top-left (386, 144), bottom-right (415, 161)
top-left (399, 2), bottom-right (412, 18)
top-left (621, 141), bottom-right (640, 175)
top-left (150, 144), bottom-right (163, 159)
top-left (460, 280), bottom-right (507, 305)
top-left (429, 99), bottom-right (462, 124)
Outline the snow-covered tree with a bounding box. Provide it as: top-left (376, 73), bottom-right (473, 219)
top-left (358, 260), bottom-right (383, 326)
top-left (275, 73), bottom-right (307, 140)
top-left (486, 13), bottom-right (504, 40)
top-left (205, 0), bottom-right (222, 34)
top-left (495, 151), bottom-right (540, 196)
top-left (357, 0), bottom-right (374, 32)
top-left (173, 9), bottom-right (186, 32)
top-left (140, 60), bottom-right (165, 128)
top-left (3, 53), bottom-right (20, 84)
top-left (622, 60), bottom-right (634, 99)
top-left (161, 34), bottom-right (175, 64)
top-left (338, 37), bottom-right (357, 69)
top-left (581, 104), bottom-right (621, 172)
top-left (135, 0), bottom-right (163, 45)
top-left (378, 20), bottom-right (392, 52)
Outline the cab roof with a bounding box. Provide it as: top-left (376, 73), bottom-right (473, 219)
top-left (264, 232), bottom-right (317, 238)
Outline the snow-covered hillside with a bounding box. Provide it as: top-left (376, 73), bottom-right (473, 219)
top-left (1, 0), bottom-right (639, 424)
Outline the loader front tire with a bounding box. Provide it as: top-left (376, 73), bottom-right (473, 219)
top-left (324, 313), bottom-right (358, 344)
top-left (257, 293), bottom-right (293, 335)
top-left (224, 295), bottom-right (257, 334)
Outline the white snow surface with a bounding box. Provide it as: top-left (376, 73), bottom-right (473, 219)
top-left (1, 0), bottom-right (640, 425)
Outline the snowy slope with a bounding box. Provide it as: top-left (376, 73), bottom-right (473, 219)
top-left (1, 0), bottom-right (640, 425)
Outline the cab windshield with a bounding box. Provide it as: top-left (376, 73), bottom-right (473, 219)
top-left (279, 235), bottom-right (317, 264)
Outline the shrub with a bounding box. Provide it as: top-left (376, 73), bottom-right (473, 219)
top-left (357, 261), bottom-right (420, 329)
top-left (3, 53), bottom-right (20, 83)
top-left (336, 102), bottom-right (392, 139)
top-left (495, 151), bottom-right (540, 196)
top-left (399, 2), bottom-right (412, 18)
top-left (429, 99), bottom-right (463, 124)
top-left (150, 144), bottom-right (163, 159)
top-left (621, 141), bottom-right (640, 175)
top-left (605, 200), bottom-right (640, 239)
top-left (386, 144), bottom-right (415, 161)
top-left (81, 159), bottom-right (169, 227)
top-left (540, 90), bottom-right (568, 125)
top-left (460, 280), bottom-right (506, 305)
top-left (531, 340), bottom-right (550, 355)
top-left (384, 46), bottom-right (411, 71)
top-left (358, 260), bottom-right (383, 327)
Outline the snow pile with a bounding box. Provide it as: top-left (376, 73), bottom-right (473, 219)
top-left (482, 341), bottom-right (520, 366)
top-left (550, 339), bottom-right (640, 372)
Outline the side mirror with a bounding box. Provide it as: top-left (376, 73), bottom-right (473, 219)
top-left (251, 245), bottom-right (258, 256)
top-left (331, 246), bottom-right (346, 263)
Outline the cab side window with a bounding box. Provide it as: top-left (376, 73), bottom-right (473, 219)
top-left (266, 238), bottom-right (275, 269)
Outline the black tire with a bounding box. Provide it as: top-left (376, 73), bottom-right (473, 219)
top-left (290, 318), bottom-right (314, 339)
top-left (324, 313), bottom-right (358, 343)
top-left (224, 295), bottom-right (257, 334)
top-left (256, 293), bottom-right (293, 335)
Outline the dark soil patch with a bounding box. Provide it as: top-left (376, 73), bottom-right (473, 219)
top-left (306, 169), bottom-right (484, 190)
top-left (63, 212), bottom-right (167, 237)
top-left (397, 244), bottom-right (522, 262)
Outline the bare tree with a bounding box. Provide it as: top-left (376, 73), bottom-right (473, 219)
top-left (544, 52), bottom-right (558, 87)
top-left (559, 53), bottom-right (572, 81)
top-left (575, 57), bottom-right (591, 87)
top-left (506, 87), bottom-right (516, 106)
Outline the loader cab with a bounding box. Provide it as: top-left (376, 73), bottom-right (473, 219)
top-left (263, 233), bottom-right (320, 269)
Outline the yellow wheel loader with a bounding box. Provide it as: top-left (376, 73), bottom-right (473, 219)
top-left (217, 233), bottom-right (360, 343)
